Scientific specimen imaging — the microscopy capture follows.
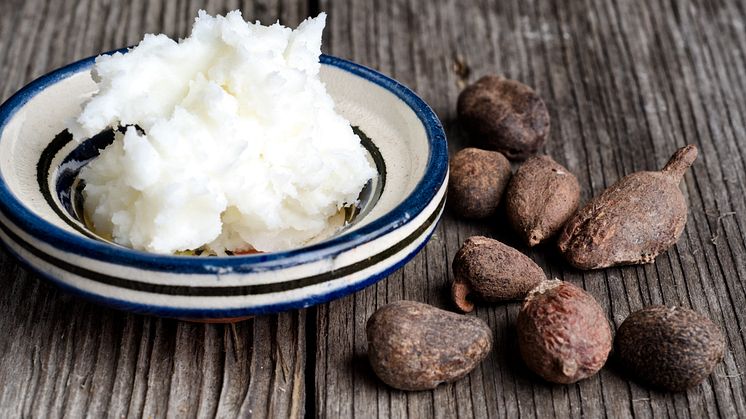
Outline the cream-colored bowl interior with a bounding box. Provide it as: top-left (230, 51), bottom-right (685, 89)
top-left (0, 63), bottom-right (430, 245)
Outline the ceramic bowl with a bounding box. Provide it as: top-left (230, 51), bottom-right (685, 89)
top-left (0, 50), bottom-right (448, 321)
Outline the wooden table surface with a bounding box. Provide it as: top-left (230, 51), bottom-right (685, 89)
top-left (1, 0), bottom-right (745, 417)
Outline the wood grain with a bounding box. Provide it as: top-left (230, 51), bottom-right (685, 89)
top-left (0, 0), bottom-right (744, 418)
top-left (0, 1), bottom-right (308, 418)
top-left (314, 0), bottom-right (746, 418)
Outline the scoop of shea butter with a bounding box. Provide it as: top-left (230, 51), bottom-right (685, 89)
top-left (71, 11), bottom-right (375, 254)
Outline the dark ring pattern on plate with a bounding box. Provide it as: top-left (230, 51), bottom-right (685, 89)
top-left (0, 196), bottom-right (444, 296)
top-left (39, 125), bottom-right (387, 247)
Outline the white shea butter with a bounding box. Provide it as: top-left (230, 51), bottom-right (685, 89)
top-left (70, 11), bottom-right (375, 254)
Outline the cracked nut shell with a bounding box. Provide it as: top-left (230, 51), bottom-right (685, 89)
top-left (451, 236), bottom-right (545, 313)
top-left (506, 155), bottom-right (581, 246)
top-left (517, 279), bottom-right (612, 384)
top-left (448, 148), bottom-right (512, 219)
top-left (366, 300), bottom-right (493, 391)
top-left (557, 145), bottom-right (697, 269)
top-left (457, 75), bottom-right (549, 160)
top-left (616, 305), bottom-right (725, 391)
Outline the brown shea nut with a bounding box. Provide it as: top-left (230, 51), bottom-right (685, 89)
top-left (448, 148), bottom-right (511, 219)
top-left (506, 155), bottom-right (581, 246)
top-left (451, 236), bottom-right (545, 313)
top-left (457, 75), bottom-right (549, 160)
top-left (517, 279), bottom-right (612, 384)
top-left (557, 145), bottom-right (698, 269)
top-left (616, 306), bottom-right (725, 391)
top-left (366, 300), bottom-right (493, 391)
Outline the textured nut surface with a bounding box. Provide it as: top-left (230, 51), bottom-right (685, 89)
top-left (616, 305), bottom-right (725, 391)
top-left (506, 156), bottom-right (580, 246)
top-left (557, 145), bottom-right (697, 269)
top-left (517, 280), bottom-right (612, 384)
top-left (448, 148), bottom-right (512, 219)
top-left (366, 301), bottom-right (493, 391)
top-left (457, 75), bottom-right (549, 160)
top-left (451, 236), bottom-right (545, 312)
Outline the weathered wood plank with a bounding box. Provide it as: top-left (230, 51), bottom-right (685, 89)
top-left (0, 1), bottom-right (308, 418)
top-left (315, 0), bottom-right (746, 418)
top-left (1, 0), bottom-right (745, 418)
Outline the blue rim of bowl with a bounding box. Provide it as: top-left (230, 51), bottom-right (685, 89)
top-left (0, 49), bottom-right (448, 275)
top-left (1, 218), bottom-right (440, 318)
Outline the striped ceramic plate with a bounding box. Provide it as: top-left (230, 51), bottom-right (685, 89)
top-left (0, 51), bottom-right (448, 321)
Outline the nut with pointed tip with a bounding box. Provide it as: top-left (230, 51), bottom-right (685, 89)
top-left (557, 145), bottom-right (697, 269)
top-left (506, 155), bottom-right (581, 246)
top-left (517, 279), bottom-right (612, 384)
top-left (616, 305), bottom-right (725, 391)
top-left (366, 301), bottom-right (493, 391)
top-left (451, 236), bottom-right (545, 313)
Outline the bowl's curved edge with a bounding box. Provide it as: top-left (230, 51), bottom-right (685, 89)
top-left (0, 49), bottom-right (448, 274)
top-left (0, 49), bottom-right (448, 275)
top-left (0, 49), bottom-right (449, 318)
top-left (2, 206), bottom-right (443, 319)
